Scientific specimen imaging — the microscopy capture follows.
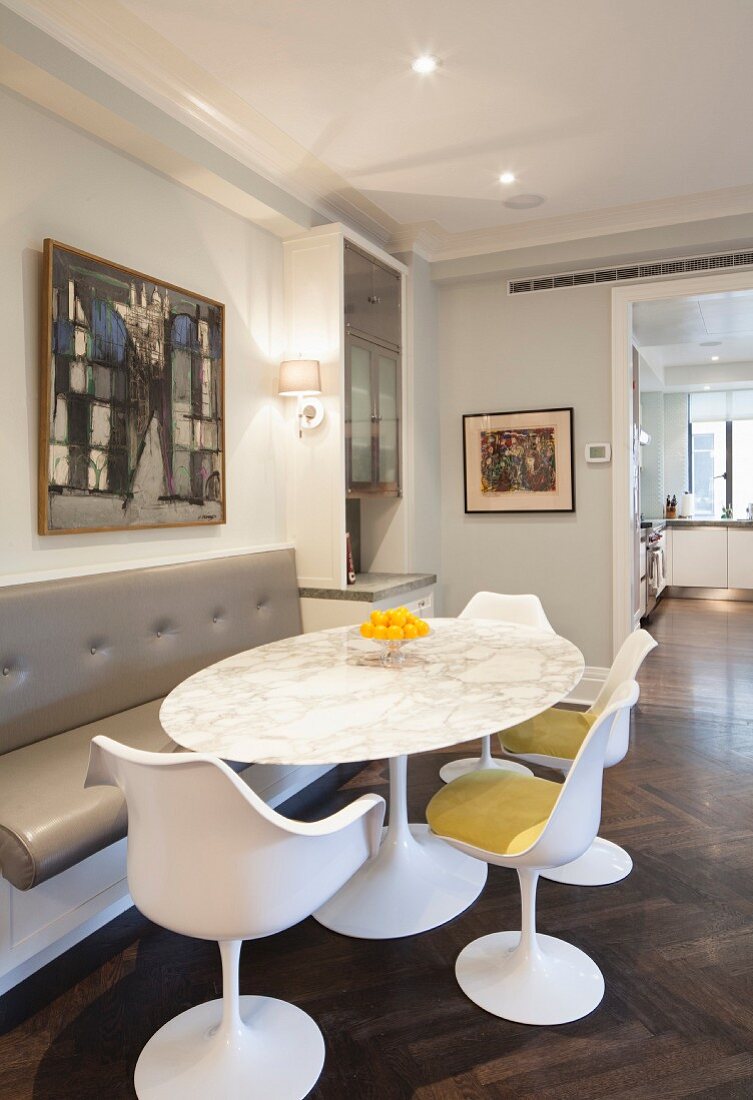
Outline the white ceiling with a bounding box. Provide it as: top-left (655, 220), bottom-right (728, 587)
top-left (634, 291), bottom-right (753, 391)
top-left (113, 0), bottom-right (753, 238)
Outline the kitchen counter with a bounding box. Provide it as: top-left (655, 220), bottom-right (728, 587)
top-left (299, 572), bottom-right (437, 603)
top-left (648, 519), bottom-right (753, 529)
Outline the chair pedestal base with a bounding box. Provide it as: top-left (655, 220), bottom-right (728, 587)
top-left (134, 996), bottom-right (324, 1100)
top-left (540, 836), bottom-right (633, 887)
top-left (455, 931), bottom-right (604, 1025)
top-left (438, 756), bottom-right (533, 784)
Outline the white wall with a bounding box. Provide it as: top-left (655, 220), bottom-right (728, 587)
top-left (0, 89), bottom-right (288, 582)
top-left (439, 279), bottom-right (613, 666)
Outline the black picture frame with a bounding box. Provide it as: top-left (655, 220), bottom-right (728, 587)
top-left (462, 406), bottom-right (575, 514)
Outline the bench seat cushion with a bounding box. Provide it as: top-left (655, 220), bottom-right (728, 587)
top-left (0, 700), bottom-right (174, 891)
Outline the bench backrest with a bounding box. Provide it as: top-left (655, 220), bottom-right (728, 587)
top-left (0, 549), bottom-right (302, 755)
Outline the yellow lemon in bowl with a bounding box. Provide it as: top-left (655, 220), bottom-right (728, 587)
top-left (360, 622), bottom-right (375, 639)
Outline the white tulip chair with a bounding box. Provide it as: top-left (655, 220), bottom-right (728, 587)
top-left (439, 592), bottom-right (555, 785)
top-left (500, 628), bottom-right (657, 886)
top-left (85, 735), bottom-right (386, 1100)
top-left (427, 681), bottom-right (639, 1025)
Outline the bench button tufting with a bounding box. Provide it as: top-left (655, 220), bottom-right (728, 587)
top-left (2, 667), bottom-right (9, 676)
top-left (213, 616), bottom-right (218, 623)
top-left (157, 631), bottom-right (162, 638)
top-left (90, 647), bottom-right (96, 655)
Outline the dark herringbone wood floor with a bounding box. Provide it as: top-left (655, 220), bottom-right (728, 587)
top-left (2, 598), bottom-right (753, 1098)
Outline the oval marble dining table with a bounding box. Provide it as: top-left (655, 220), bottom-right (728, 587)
top-left (160, 618), bottom-right (584, 940)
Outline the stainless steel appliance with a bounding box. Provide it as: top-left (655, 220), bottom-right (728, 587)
top-left (644, 526), bottom-right (667, 618)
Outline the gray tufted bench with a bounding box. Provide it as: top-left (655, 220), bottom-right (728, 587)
top-left (0, 549), bottom-right (302, 893)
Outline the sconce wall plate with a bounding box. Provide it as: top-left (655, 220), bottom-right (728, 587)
top-left (299, 396), bottom-right (324, 431)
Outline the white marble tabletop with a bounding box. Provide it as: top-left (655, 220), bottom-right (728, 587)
top-left (160, 619), bottom-right (584, 766)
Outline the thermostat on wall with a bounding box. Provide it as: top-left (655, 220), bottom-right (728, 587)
top-left (585, 442), bottom-right (611, 463)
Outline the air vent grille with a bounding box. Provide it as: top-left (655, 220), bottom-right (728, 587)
top-left (508, 249), bottom-right (753, 294)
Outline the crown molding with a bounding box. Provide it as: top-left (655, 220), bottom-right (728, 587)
top-left (405, 184), bottom-right (753, 263)
top-left (387, 222), bottom-right (449, 262)
top-left (2, 0), bottom-right (400, 246)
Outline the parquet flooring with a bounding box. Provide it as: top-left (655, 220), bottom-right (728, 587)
top-left (2, 597), bottom-right (753, 1098)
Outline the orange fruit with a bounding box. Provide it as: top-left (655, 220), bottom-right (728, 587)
top-left (387, 624), bottom-right (404, 640)
top-left (360, 622), bottom-right (375, 638)
top-left (391, 610), bottom-right (408, 628)
top-left (370, 610), bottom-right (387, 627)
top-left (416, 619), bottom-right (430, 636)
top-left (403, 623), bottom-right (418, 639)
top-left (373, 624), bottom-right (389, 640)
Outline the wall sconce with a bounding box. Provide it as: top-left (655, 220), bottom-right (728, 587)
top-left (278, 359), bottom-right (324, 437)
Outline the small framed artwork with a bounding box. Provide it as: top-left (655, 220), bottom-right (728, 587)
top-left (463, 407), bottom-right (575, 514)
top-left (39, 239), bottom-right (225, 535)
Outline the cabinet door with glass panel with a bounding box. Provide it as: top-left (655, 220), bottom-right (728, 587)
top-left (345, 335), bottom-right (401, 496)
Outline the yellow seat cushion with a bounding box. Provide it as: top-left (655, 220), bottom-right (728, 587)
top-left (500, 706), bottom-right (596, 761)
top-left (426, 770), bottom-right (560, 856)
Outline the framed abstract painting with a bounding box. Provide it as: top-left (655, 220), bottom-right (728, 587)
top-left (39, 239), bottom-right (225, 534)
top-left (463, 407), bottom-right (574, 514)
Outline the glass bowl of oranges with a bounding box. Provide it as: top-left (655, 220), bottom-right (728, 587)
top-left (357, 607), bottom-right (431, 667)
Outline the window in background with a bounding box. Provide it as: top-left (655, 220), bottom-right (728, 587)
top-left (688, 390), bottom-right (753, 518)
top-left (690, 420), bottom-right (727, 518)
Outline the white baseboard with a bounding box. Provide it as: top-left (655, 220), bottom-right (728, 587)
top-left (0, 761), bottom-right (334, 997)
top-left (564, 666), bottom-right (608, 707)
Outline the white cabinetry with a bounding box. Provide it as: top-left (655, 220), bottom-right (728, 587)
top-left (728, 529), bottom-right (753, 588)
top-left (283, 225), bottom-right (409, 590)
top-left (672, 528), bottom-right (728, 587)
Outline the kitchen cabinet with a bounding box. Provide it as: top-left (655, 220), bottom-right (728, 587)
top-left (727, 529), bottom-right (753, 588)
top-left (344, 242), bottom-right (401, 350)
top-left (672, 527), bottom-right (727, 587)
top-left (345, 336), bottom-right (401, 496)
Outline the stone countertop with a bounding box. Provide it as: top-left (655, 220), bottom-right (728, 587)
top-left (647, 518), bottom-right (753, 529)
top-left (160, 619), bottom-right (584, 765)
top-left (299, 572), bottom-right (437, 603)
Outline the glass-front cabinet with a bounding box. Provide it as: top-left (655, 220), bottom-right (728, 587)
top-left (346, 335), bottom-right (401, 496)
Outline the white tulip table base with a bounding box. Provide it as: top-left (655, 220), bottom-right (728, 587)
top-left (541, 836), bottom-right (633, 887)
top-left (134, 995), bottom-right (325, 1100)
top-left (455, 931), bottom-right (605, 1026)
top-left (314, 755), bottom-right (487, 939)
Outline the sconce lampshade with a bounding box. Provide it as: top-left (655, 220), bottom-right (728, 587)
top-left (278, 359), bottom-right (321, 396)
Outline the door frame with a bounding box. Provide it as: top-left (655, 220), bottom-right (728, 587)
top-left (611, 269), bottom-right (753, 655)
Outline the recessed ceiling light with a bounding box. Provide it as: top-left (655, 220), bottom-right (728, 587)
top-left (704, 385), bottom-right (711, 390)
top-left (499, 172), bottom-right (516, 185)
top-left (411, 55), bottom-right (438, 74)
top-left (711, 355), bottom-right (720, 361)
top-left (503, 193), bottom-right (545, 209)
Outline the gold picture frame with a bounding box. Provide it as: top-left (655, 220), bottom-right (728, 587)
top-left (39, 240), bottom-right (226, 534)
